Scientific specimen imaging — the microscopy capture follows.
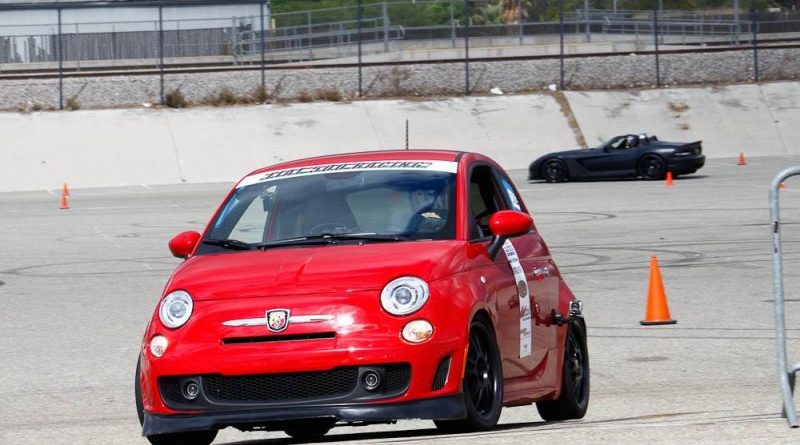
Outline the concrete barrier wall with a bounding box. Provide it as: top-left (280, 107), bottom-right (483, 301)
top-left (1, 80), bottom-right (798, 192)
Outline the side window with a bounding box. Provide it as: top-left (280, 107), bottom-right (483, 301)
top-left (497, 175), bottom-right (523, 212)
top-left (468, 165), bottom-right (507, 240)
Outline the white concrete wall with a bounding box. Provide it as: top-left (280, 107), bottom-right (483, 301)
top-left (1, 80), bottom-right (798, 192)
top-left (565, 82), bottom-right (800, 157)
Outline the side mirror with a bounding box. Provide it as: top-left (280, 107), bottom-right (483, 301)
top-left (486, 210), bottom-right (533, 260)
top-left (169, 231), bottom-right (201, 259)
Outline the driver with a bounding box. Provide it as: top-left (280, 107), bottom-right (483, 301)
top-left (625, 135), bottom-right (638, 148)
top-left (409, 188), bottom-right (439, 217)
top-left (406, 182), bottom-right (449, 233)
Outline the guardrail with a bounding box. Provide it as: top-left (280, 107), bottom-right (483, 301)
top-left (770, 167), bottom-right (800, 428)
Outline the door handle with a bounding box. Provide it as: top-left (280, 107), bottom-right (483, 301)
top-left (532, 266), bottom-right (550, 281)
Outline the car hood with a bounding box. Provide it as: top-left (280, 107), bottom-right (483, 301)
top-left (167, 241), bottom-right (466, 301)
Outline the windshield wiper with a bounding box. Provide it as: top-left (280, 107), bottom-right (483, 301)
top-left (256, 233), bottom-right (407, 251)
top-left (202, 238), bottom-right (253, 251)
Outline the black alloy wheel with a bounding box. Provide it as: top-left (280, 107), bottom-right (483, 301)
top-left (536, 322), bottom-right (590, 421)
top-left (639, 155), bottom-right (666, 180)
top-left (135, 358), bottom-right (218, 445)
top-left (543, 159), bottom-right (568, 183)
top-left (435, 316), bottom-right (503, 433)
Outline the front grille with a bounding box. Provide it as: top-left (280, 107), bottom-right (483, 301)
top-left (204, 367), bottom-right (358, 402)
top-left (432, 356), bottom-right (451, 391)
top-left (159, 378), bottom-right (184, 405)
top-left (384, 364), bottom-right (411, 394)
top-left (222, 332), bottom-right (336, 344)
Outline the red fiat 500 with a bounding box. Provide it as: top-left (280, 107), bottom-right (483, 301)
top-left (136, 150), bottom-right (589, 445)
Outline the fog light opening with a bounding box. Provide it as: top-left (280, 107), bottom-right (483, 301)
top-left (362, 370), bottom-right (382, 391)
top-left (183, 380), bottom-right (200, 400)
top-left (401, 319), bottom-right (434, 344)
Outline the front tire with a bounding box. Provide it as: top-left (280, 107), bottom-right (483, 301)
top-left (435, 316), bottom-right (503, 433)
top-left (536, 321), bottom-right (590, 421)
top-left (543, 159), bottom-right (568, 183)
top-left (639, 155), bottom-right (666, 180)
top-left (136, 358), bottom-right (218, 445)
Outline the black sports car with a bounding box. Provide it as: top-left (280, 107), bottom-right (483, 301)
top-left (528, 134), bottom-right (705, 182)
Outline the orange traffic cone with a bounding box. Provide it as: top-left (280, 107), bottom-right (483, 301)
top-left (62, 182), bottom-right (70, 196)
top-left (59, 194), bottom-right (70, 210)
top-left (665, 171), bottom-right (673, 187)
top-left (780, 182), bottom-right (787, 189)
top-left (640, 256), bottom-right (676, 325)
top-left (738, 152), bottom-right (747, 166)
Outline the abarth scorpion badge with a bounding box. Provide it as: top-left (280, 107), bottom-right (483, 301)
top-left (266, 309), bottom-right (290, 332)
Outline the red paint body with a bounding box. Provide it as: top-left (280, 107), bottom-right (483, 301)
top-left (139, 150), bottom-right (579, 422)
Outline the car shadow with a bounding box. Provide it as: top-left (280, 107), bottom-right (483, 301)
top-left (528, 174), bottom-right (710, 184)
top-left (219, 421), bottom-right (551, 445)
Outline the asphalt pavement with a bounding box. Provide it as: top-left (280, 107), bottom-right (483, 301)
top-left (2, 156), bottom-right (800, 444)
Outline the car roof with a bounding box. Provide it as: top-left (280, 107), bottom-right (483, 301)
top-left (246, 150), bottom-right (465, 176)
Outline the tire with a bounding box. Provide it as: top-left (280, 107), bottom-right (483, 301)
top-left (284, 419), bottom-right (336, 440)
top-left (434, 316), bottom-right (503, 433)
top-left (639, 155), bottom-right (666, 180)
top-left (136, 357), bottom-right (218, 445)
top-left (536, 321), bottom-right (590, 421)
top-left (542, 159), bottom-right (568, 183)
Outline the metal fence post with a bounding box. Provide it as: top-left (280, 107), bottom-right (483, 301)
top-left (463, 0), bottom-right (470, 96)
top-left (653, 7), bottom-right (660, 87)
top-left (158, 5), bottom-right (165, 105)
top-left (383, 0), bottom-right (389, 53)
top-left (307, 11), bottom-right (312, 60)
top-left (751, 4), bottom-right (759, 82)
top-left (450, 0), bottom-right (456, 49)
top-left (584, 0), bottom-right (590, 43)
top-left (518, 0), bottom-right (523, 46)
top-left (559, 0), bottom-right (564, 90)
top-left (57, 7), bottom-right (63, 110)
top-left (357, 0), bottom-right (363, 97)
top-left (734, 0), bottom-right (741, 45)
top-left (260, 0), bottom-right (266, 91)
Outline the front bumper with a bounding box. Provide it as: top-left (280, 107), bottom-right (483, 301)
top-left (140, 290), bottom-right (471, 419)
top-left (143, 393), bottom-right (466, 436)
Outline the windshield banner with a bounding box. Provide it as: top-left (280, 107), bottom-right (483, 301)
top-left (237, 160), bottom-right (458, 189)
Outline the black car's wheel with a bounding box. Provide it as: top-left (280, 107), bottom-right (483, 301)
top-left (536, 322), bottom-right (590, 421)
top-left (284, 419), bottom-right (336, 440)
top-left (434, 315), bottom-right (503, 433)
top-left (543, 159), bottom-right (568, 183)
top-left (639, 155), bottom-right (666, 180)
top-left (136, 358), bottom-right (218, 445)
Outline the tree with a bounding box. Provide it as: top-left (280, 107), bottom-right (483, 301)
top-left (500, 0), bottom-right (532, 24)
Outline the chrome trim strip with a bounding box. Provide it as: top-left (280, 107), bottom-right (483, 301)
top-left (223, 315), bottom-right (335, 327)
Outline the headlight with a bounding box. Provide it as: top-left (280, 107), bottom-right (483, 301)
top-left (381, 276), bottom-right (429, 316)
top-left (159, 290), bottom-right (193, 329)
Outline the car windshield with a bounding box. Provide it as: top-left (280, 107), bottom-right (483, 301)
top-left (197, 167), bottom-right (456, 254)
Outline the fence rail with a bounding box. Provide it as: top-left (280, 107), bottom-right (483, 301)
top-left (0, 0), bottom-right (798, 109)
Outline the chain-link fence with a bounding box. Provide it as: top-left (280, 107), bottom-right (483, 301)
top-left (0, 0), bottom-right (798, 109)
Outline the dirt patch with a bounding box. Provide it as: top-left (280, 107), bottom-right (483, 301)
top-left (668, 102), bottom-right (689, 113)
top-left (551, 90), bottom-right (587, 148)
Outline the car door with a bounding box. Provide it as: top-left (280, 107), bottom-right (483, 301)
top-left (493, 171), bottom-right (560, 397)
top-left (581, 135), bottom-right (640, 176)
